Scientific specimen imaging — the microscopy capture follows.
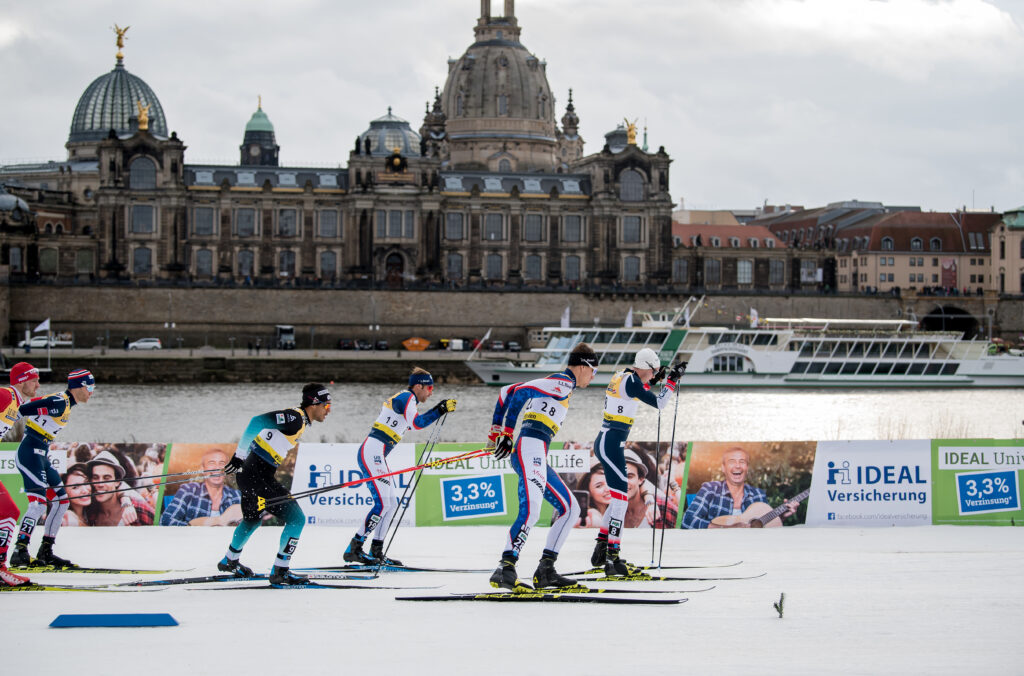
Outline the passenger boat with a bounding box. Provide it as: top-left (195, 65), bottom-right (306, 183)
top-left (466, 297), bottom-right (1024, 387)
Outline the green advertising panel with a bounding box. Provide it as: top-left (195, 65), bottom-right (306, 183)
top-left (414, 443), bottom-right (558, 526)
top-left (0, 442), bottom-right (29, 516)
top-left (932, 439), bottom-right (1024, 526)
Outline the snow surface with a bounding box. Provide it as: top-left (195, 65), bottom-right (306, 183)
top-left (6, 525), bottom-right (1022, 675)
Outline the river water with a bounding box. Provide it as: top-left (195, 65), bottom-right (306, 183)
top-left (42, 383), bottom-right (1024, 444)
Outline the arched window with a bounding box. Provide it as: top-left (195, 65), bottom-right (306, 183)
top-left (565, 255), bottom-right (581, 281)
top-left (930, 237), bottom-right (942, 252)
top-left (623, 255), bottom-right (640, 282)
top-left (129, 157), bottom-right (156, 190)
top-left (749, 238), bottom-right (759, 248)
top-left (881, 237), bottom-right (894, 251)
top-left (279, 250), bottom-right (296, 277)
top-left (765, 239), bottom-right (775, 248)
top-left (320, 251), bottom-right (337, 280)
top-left (498, 159), bottom-right (511, 172)
top-left (238, 250), bottom-right (254, 278)
top-left (485, 253), bottom-right (503, 280)
top-left (456, 95), bottom-right (464, 116)
top-left (195, 248), bottom-right (213, 277)
top-left (132, 247), bottom-right (152, 275)
top-left (497, 95), bottom-right (508, 115)
top-left (524, 254), bottom-right (542, 281)
top-left (729, 237), bottom-right (740, 248)
top-left (619, 170), bottom-right (643, 202)
top-left (55, 223), bottom-right (64, 235)
top-left (911, 237), bottom-right (923, 251)
top-left (39, 248), bottom-right (58, 275)
top-left (44, 223), bottom-right (53, 234)
top-left (446, 252), bottom-right (463, 280)
top-left (710, 237), bottom-right (721, 247)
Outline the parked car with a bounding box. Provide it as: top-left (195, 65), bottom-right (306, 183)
top-left (18, 336), bottom-right (55, 349)
top-left (374, 339), bottom-right (389, 351)
top-left (355, 339), bottom-right (372, 350)
top-left (128, 337), bottom-right (162, 350)
top-left (489, 340), bottom-right (505, 351)
top-left (337, 338), bottom-right (355, 350)
top-left (507, 340), bottom-right (522, 352)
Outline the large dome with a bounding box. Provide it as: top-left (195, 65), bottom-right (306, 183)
top-left (68, 59), bottom-right (168, 143)
top-left (440, 1), bottom-right (558, 171)
top-left (358, 109), bottom-right (421, 157)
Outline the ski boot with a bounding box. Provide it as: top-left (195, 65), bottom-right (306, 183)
top-left (8, 543), bottom-right (32, 568)
top-left (343, 535), bottom-right (377, 565)
top-left (269, 566), bottom-right (310, 586)
top-left (532, 552), bottom-right (577, 589)
top-left (35, 537), bottom-right (76, 569)
top-left (605, 548), bottom-right (644, 578)
top-left (217, 556), bottom-right (255, 578)
top-left (0, 564), bottom-right (31, 587)
top-left (590, 532), bottom-right (608, 568)
top-left (369, 540), bottom-right (403, 567)
top-left (490, 554), bottom-right (531, 592)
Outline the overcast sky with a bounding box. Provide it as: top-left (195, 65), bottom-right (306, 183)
top-left (1, 0), bottom-right (1021, 213)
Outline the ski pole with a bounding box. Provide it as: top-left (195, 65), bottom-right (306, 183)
top-left (374, 412), bottom-right (448, 573)
top-left (44, 474), bottom-right (201, 503)
top-left (58, 467), bottom-right (223, 489)
top-left (261, 446), bottom-right (490, 509)
top-left (650, 408), bottom-right (662, 566)
top-left (658, 378), bottom-right (682, 568)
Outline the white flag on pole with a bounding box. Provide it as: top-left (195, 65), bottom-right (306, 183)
top-left (480, 328), bottom-right (492, 343)
top-left (683, 307), bottom-right (691, 328)
top-left (560, 306), bottom-right (570, 328)
top-left (750, 308), bottom-right (759, 328)
top-left (624, 306), bottom-right (634, 328)
top-left (33, 318), bottom-right (50, 333)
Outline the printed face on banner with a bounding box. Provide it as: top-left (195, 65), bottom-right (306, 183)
top-left (808, 440), bottom-right (931, 526)
top-left (682, 441), bottom-right (815, 529)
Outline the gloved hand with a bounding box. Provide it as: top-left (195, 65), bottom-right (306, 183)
top-left (650, 365), bottom-right (666, 386)
top-left (667, 361), bottom-right (688, 384)
top-left (493, 434), bottom-right (515, 461)
top-left (224, 455), bottom-right (244, 475)
top-left (484, 424), bottom-right (503, 452)
top-left (433, 399), bottom-right (457, 415)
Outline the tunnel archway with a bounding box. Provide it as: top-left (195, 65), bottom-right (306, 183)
top-left (919, 305), bottom-right (979, 337)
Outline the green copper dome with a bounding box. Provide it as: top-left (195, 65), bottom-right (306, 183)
top-left (245, 106), bottom-right (275, 133)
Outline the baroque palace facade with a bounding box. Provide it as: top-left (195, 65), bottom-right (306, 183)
top-left (0, 2), bottom-right (675, 290)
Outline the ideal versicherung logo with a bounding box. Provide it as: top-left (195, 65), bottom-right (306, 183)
top-left (825, 460), bottom-right (928, 505)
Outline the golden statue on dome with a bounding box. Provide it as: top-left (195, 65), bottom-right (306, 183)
top-left (624, 118), bottom-right (638, 145)
top-left (137, 100), bottom-right (151, 131)
top-left (113, 24), bottom-right (130, 60)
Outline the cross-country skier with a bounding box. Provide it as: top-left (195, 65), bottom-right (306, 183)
top-left (217, 383), bottom-right (332, 586)
top-left (591, 349), bottom-right (685, 574)
top-left (487, 342), bottom-right (598, 591)
top-left (344, 368), bottom-right (455, 566)
top-left (0, 363), bottom-right (40, 585)
top-left (10, 369), bottom-right (95, 570)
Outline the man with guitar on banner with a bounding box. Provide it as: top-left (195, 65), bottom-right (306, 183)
top-left (681, 446), bottom-right (804, 528)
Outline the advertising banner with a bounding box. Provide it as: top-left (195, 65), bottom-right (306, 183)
top-left (159, 443), bottom-right (240, 527)
top-left (46, 442), bottom-right (163, 527)
top-left (294, 443), bottom-right (415, 527)
top-left (807, 440), bottom-right (930, 526)
top-left (0, 442), bottom-right (31, 516)
top-left (931, 439), bottom-right (1024, 525)
top-left (415, 441), bottom-right (686, 528)
top-left (682, 441), bottom-right (814, 529)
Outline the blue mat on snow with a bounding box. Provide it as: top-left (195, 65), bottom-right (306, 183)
top-left (50, 613), bottom-right (178, 628)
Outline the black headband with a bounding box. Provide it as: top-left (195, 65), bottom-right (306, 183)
top-left (568, 352), bottom-right (598, 367)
